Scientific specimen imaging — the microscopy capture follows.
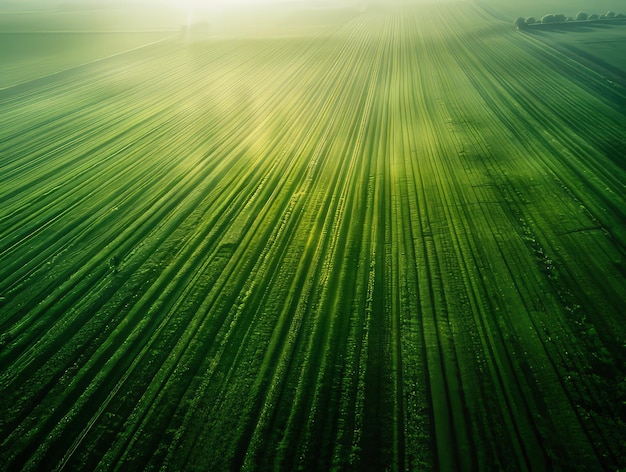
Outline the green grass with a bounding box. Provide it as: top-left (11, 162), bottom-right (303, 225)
top-left (1, 3), bottom-right (625, 470)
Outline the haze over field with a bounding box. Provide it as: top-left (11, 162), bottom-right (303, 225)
top-left (2, 0), bottom-right (625, 32)
top-left (1, 0), bottom-right (625, 470)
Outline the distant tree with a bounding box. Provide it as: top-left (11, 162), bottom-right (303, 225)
top-left (575, 11), bottom-right (588, 21)
top-left (525, 17), bottom-right (536, 25)
top-left (541, 14), bottom-right (557, 24)
top-left (605, 11), bottom-right (616, 18)
top-left (514, 17), bottom-right (526, 28)
top-left (616, 13), bottom-right (626, 19)
top-left (588, 13), bottom-right (599, 20)
top-left (554, 14), bottom-right (567, 22)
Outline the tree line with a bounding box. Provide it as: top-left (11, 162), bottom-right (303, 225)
top-left (514, 11), bottom-right (626, 28)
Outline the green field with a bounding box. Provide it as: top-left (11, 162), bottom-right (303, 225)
top-left (524, 21), bottom-right (626, 88)
top-left (1, 1), bottom-right (626, 470)
top-left (0, 6), bottom-right (181, 88)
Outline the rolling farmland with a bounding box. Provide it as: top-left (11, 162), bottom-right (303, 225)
top-left (525, 21), bottom-right (626, 89)
top-left (0, 7), bottom-right (179, 88)
top-left (1, 2), bottom-right (626, 470)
